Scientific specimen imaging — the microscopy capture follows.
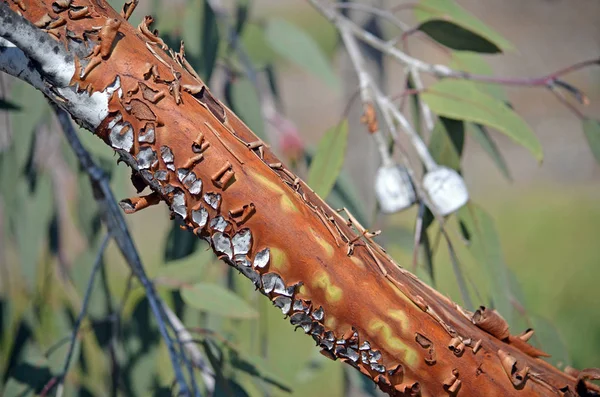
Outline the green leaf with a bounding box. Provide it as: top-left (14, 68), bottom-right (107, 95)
top-left (428, 117), bottom-right (464, 170)
top-left (225, 77), bottom-right (266, 141)
top-left (529, 315), bottom-right (570, 367)
top-left (183, 0), bottom-right (220, 81)
top-left (582, 118), bottom-right (600, 165)
top-left (458, 203), bottom-right (513, 325)
top-left (417, 20), bottom-right (500, 53)
top-left (265, 17), bottom-right (339, 89)
top-left (241, 23), bottom-right (278, 68)
top-left (468, 123), bottom-right (512, 180)
top-left (0, 98), bottom-right (21, 111)
top-left (450, 51), bottom-right (508, 101)
top-left (154, 245), bottom-right (213, 288)
top-left (10, 81), bottom-right (48, 171)
top-left (227, 344), bottom-right (292, 392)
top-left (200, 0), bottom-right (220, 82)
top-left (164, 221), bottom-right (199, 262)
top-left (422, 80), bottom-right (543, 162)
top-left (414, 0), bottom-right (513, 52)
top-left (14, 174), bottom-right (54, 290)
top-left (307, 120), bottom-right (349, 199)
top-left (181, 283), bottom-right (259, 319)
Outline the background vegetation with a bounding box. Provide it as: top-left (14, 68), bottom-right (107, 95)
top-left (0, 0), bottom-right (599, 396)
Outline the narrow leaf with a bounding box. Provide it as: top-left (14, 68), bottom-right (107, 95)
top-left (428, 117), bottom-right (465, 170)
top-left (265, 17), bottom-right (339, 89)
top-left (0, 98), bottom-right (21, 111)
top-left (458, 203), bottom-right (513, 325)
top-left (414, 0), bottom-right (513, 52)
top-left (582, 118), bottom-right (600, 165)
top-left (468, 123), bottom-right (512, 180)
top-left (181, 282), bottom-right (259, 319)
top-left (307, 120), bottom-right (349, 199)
top-left (417, 20), bottom-right (500, 53)
top-left (422, 80), bottom-right (543, 162)
top-left (225, 76), bottom-right (266, 141)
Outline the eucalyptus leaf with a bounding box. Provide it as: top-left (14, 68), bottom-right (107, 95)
top-left (164, 220), bottom-right (199, 262)
top-left (422, 80), bottom-right (543, 162)
top-left (582, 118), bottom-right (600, 165)
top-left (468, 123), bottom-right (512, 180)
top-left (227, 344), bottom-right (292, 392)
top-left (530, 315), bottom-right (571, 367)
top-left (265, 17), bottom-right (339, 89)
top-left (414, 0), bottom-right (513, 52)
top-left (181, 282), bottom-right (259, 319)
top-left (418, 20), bottom-right (500, 53)
top-left (428, 117), bottom-right (464, 170)
top-left (458, 203), bottom-right (513, 326)
top-left (307, 120), bottom-right (349, 199)
top-left (225, 76), bottom-right (266, 140)
top-left (0, 98), bottom-right (21, 111)
top-left (14, 173), bottom-right (54, 290)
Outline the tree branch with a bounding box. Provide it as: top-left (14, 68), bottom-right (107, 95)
top-left (1, 1), bottom-right (598, 396)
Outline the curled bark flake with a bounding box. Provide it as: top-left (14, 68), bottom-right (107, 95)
top-left (228, 203), bottom-right (256, 225)
top-left (121, 0), bottom-right (138, 21)
top-left (498, 349), bottom-right (529, 389)
top-left (183, 84), bottom-right (226, 123)
top-left (98, 18), bottom-right (121, 58)
top-left (139, 82), bottom-right (165, 103)
top-left (211, 161), bottom-right (234, 189)
top-left (448, 337), bottom-right (465, 357)
top-left (443, 369), bottom-right (462, 395)
top-left (472, 306), bottom-right (510, 341)
top-left (138, 15), bottom-right (167, 50)
top-left (12, 0), bottom-right (26, 12)
top-left (119, 192), bottom-right (160, 214)
top-left (68, 6), bottom-right (91, 20)
top-left (507, 335), bottom-right (550, 358)
top-left (34, 13), bottom-right (53, 28)
top-left (52, 0), bottom-right (72, 13)
top-left (181, 154), bottom-right (204, 171)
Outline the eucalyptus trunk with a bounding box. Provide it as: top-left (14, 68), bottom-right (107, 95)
top-left (0, 1), bottom-right (597, 396)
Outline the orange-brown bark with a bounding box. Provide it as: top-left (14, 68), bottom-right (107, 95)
top-left (3, 1), bottom-right (599, 396)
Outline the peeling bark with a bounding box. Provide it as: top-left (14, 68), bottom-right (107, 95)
top-left (0, 1), bottom-right (598, 396)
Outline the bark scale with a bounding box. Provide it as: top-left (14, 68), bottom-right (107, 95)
top-left (0, 1), bottom-right (598, 396)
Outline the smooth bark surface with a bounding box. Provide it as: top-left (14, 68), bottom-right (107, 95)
top-left (0, 1), bottom-right (598, 396)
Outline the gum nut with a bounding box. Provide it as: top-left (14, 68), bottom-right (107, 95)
top-left (375, 165), bottom-right (417, 213)
top-left (423, 166), bottom-right (469, 216)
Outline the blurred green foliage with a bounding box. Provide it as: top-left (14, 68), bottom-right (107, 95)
top-left (1, 0), bottom-right (599, 396)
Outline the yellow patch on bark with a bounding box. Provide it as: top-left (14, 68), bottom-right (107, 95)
top-left (313, 271), bottom-right (343, 302)
top-left (368, 319), bottom-right (418, 367)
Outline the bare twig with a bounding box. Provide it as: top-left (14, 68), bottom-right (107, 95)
top-left (55, 233), bottom-right (110, 397)
top-left (53, 106), bottom-right (207, 397)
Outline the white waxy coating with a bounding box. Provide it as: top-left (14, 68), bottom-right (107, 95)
top-left (172, 190), bottom-right (187, 219)
top-left (375, 164), bottom-right (416, 214)
top-left (212, 232), bottom-right (233, 259)
top-left (423, 166), bottom-right (469, 216)
top-left (232, 229), bottom-right (252, 256)
top-left (191, 207), bottom-right (208, 228)
top-left (253, 248), bottom-right (270, 269)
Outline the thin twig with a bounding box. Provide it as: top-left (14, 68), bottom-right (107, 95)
top-left (56, 232), bottom-right (110, 397)
top-left (53, 106), bottom-right (206, 397)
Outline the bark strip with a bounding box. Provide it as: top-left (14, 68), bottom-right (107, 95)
top-left (0, 1), bottom-right (598, 396)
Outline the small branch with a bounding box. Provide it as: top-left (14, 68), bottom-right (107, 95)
top-left (310, 0), bottom-right (599, 88)
top-left (53, 106), bottom-right (205, 396)
top-left (55, 233), bottom-right (110, 397)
